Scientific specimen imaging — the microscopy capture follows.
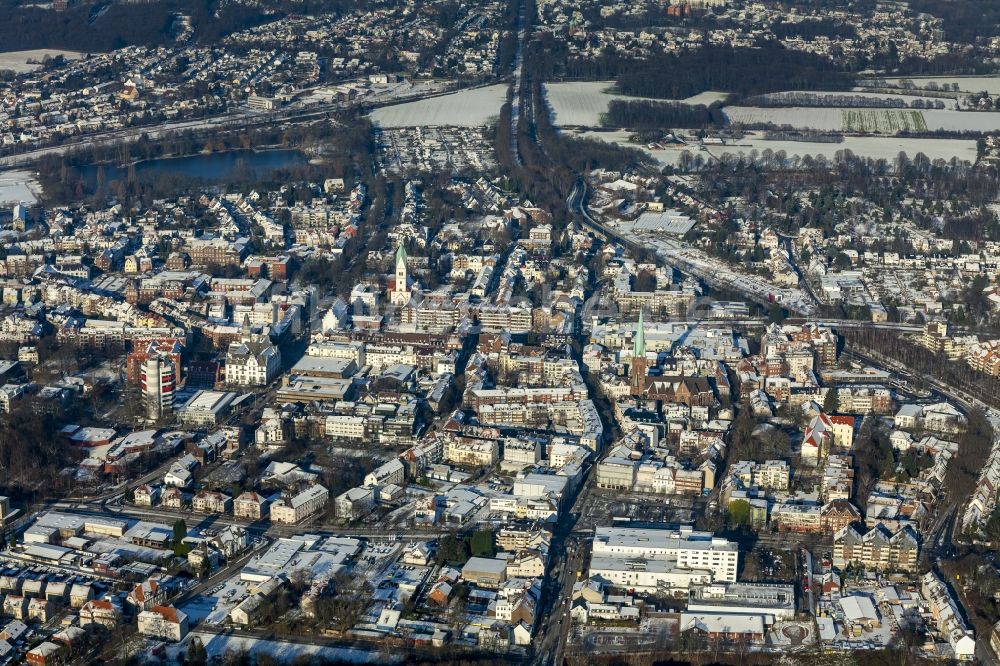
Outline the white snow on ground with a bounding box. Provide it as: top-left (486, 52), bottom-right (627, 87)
top-left (166, 633), bottom-right (398, 663)
top-left (0, 49), bottom-right (83, 74)
top-left (724, 107), bottom-right (844, 131)
top-left (545, 81), bottom-right (646, 126)
top-left (179, 596), bottom-right (217, 624)
top-left (708, 134), bottom-right (978, 163)
top-left (571, 130), bottom-right (977, 167)
top-left (544, 81), bottom-right (727, 127)
top-left (0, 170), bottom-right (41, 205)
top-left (873, 76), bottom-right (1000, 95)
top-left (680, 90), bottom-right (729, 105)
top-left (368, 85), bottom-right (508, 128)
top-left (919, 108), bottom-right (1000, 132)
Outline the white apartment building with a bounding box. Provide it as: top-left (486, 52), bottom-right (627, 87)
top-left (325, 415), bottom-right (366, 441)
top-left (269, 484), bottom-right (329, 524)
top-left (503, 439), bottom-right (541, 465)
top-left (334, 486), bottom-right (375, 520)
top-left (445, 438), bottom-right (499, 467)
top-left (364, 459), bottom-right (405, 488)
top-left (137, 606), bottom-right (189, 642)
top-left (225, 338), bottom-right (281, 387)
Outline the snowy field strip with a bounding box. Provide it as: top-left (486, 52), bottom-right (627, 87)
top-left (872, 76), bottom-right (1000, 95)
top-left (724, 106), bottom-right (1000, 133)
top-left (167, 633), bottom-right (398, 664)
top-left (571, 130), bottom-right (977, 167)
top-left (368, 85), bottom-right (508, 128)
top-left (544, 81), bottom-right (726, 127)
top-left (0, 49), bottom-right (84, 74)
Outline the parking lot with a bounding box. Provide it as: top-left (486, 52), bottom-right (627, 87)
top-left (578, 490), bottom-right (700, 530)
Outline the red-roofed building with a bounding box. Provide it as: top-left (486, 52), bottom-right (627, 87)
top-left (138, 605), bottom-right (189, 642)
top-left (79, 600), bottom-right (120, 628)
top-left (128, 578), bottom-right (166, 612)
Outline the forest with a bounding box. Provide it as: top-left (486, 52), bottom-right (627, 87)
top-left (612, 46), bottom-right (855, 99)
top-left (602, 100), bottom-right (725, 130)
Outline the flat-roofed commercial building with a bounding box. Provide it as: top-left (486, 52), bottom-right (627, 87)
top-left (687, 582), bottom-right (795, 621)
top-left (588, 525), bottom-right (738, 594)
top-left (177, 390), bottom-right (240, 427)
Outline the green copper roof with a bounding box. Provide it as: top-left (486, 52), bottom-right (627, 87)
top-left (395, 243), bottom-right (407, 269)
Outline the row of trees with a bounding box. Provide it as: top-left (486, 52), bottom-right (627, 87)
top-left (744, 92), bottom-right (949, 110)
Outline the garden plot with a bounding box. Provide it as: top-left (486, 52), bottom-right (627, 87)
top-left (727, 106), bottom-right (931, 133)
top-left (723, 106), bottom-right (1000, 134)
top-left (368, 85), bottom-right (507, 128)
top-left (842, 109), bottom-right (927, 133)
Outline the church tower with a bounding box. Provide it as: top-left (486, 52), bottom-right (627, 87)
top-left (390, 243), bottom-right (410, 305)
top-left (630, 309), bottom-right (648, 396)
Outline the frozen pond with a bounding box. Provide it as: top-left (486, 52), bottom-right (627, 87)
top-left (0, 170), bottom-right (41, 205)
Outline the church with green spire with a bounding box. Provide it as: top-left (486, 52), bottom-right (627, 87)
top-left (633, 309), bottom-right (646, 359)
top-left (630, 309), bottom-right (648, 396)
top-left (390, 242), bottom-right (411, 305)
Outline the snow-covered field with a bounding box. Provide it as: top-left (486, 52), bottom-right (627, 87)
top-left (708, 134), bottom-right (978, 164)
top-left (0, 49), bottom-right (83, 74)
top-left (0, 170), bottom-right (41, 205)
top-left (724, 107), bottom-right (845, 131)
top-left (571, 130), bottom-right (977, 167)
top-left (368, 85), bottom-right (507, 128)
top-left (680, 91), bottom-right (729, 106)
top-left (873, 76), bottom-right (1000, 95)
top-left (544, 81), bottom-right (726, 127)
top-left (544, 81), bottom-right (621, 126)
top-left (725, 106), bottom-right (1000, 133)
top-left (166, 633), bottom-right (397, 664)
